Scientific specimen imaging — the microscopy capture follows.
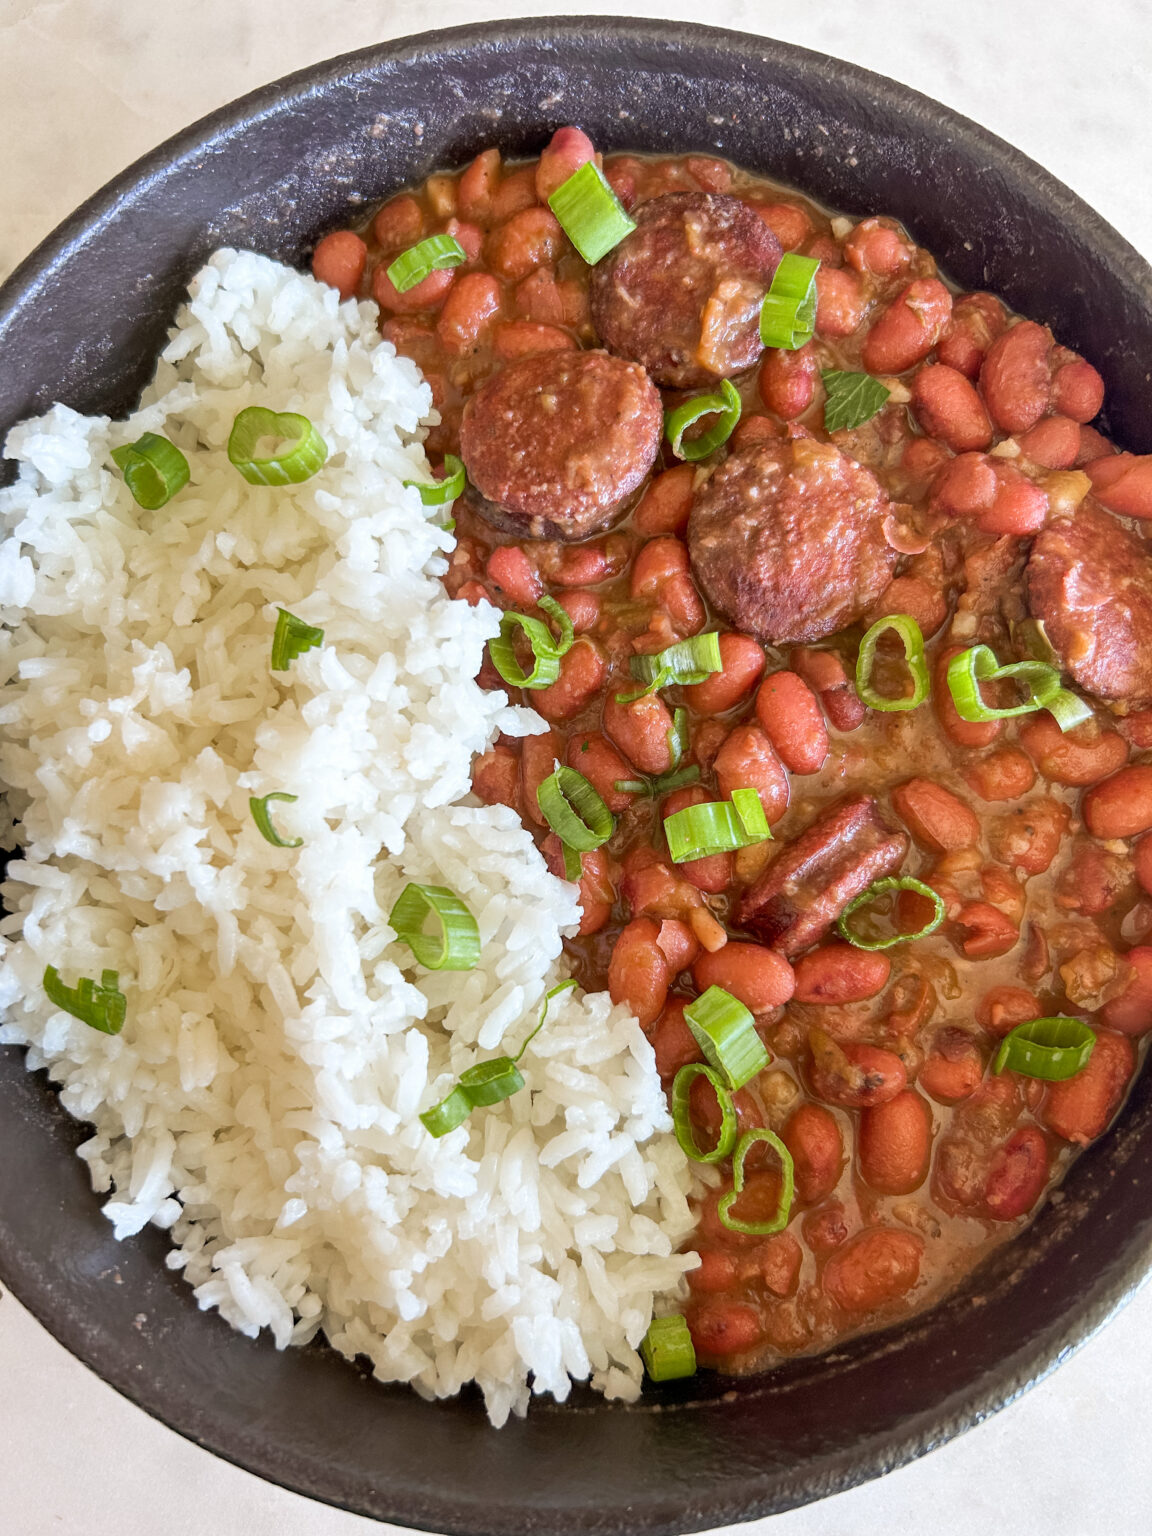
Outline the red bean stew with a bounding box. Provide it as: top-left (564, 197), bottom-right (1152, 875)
top-left (313, 129), bottom-right (1152, 1375)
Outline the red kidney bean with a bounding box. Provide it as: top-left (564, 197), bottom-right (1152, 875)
top-left (471, 745), bottom-right (520, 811)
top-left (681, 633), bottom-right (765, 716)
top-left (690, 1078), bottom-right (764, 1156)
top-left (989, 798), bottom-right (1070, 875)
top-left (803, 1202), bottom-right (851, 1253)
top-left (911, 364), bottom-right (992, 452)
top-left (630, 536), bottom-right (690, 599)
top-left (565, 732), bottom-right (636, 814)
top-left (858, 1090), bottom-right (933, 1194)
top-left (687, 1301), bottom-right (764, 1356)
top-left (937, 291), bottom-right (1008, 378)
top-left (1043, 1030), bottom-right (1135, 1145)
top-left (493, 321), bottom-right (576, 360)
top-left (1083, 766), bottom-right (1152, 840)
top-left (976, 985), bottom-right (1041, 1038)
top-left (1099, 947), bottom-right (1152, 1035)
top-left (1075, 425), bottom-right (1115, 467)
top-left (918, 1026), bottom-right (985, 1102)
top-left (554, 588), bottom-right (600, 633)
top-left (758, 342), bottom-right (819, 419)
top-left (485, 544), bottom-right (541, 606)
top-left (608, 918), bottom-right (670, 1028)
top-left (693, 942), bottom-right (796, 1013)
top-left (457, 147), bottom-right (501, 223)
top-left (843, 217), bottom-right (915, 277)
top-left (490, 166), bottom-right (539, 223)
top-left (1050, 355), bottom-right (1105, 422)
top-left (1055, 841), bottom-right (1133, 916)
top-left (807, 1030), bottom-right (907, 1108)
top-left (549, 535), bottom-right (630, 587)
top-left (1085, 452), bottom-right (1152, 519)
top-left (754, 671), bottom-right (829, 775)
top-left (541, 836), bottom-right (614, 935)
top-left (752, 200), bottom-right (813, 250)
top-left (901, 434), bottom-right (953, 491)
top-left (485, 207), bottom-right (565, 280)
top-left (954, 901), bottom-right (1019, 959)
top-left (664, 785), bottom-right (735, 895)
top-left (823, 1228), bottom-right (923, 1312)
top-left (984, 1126), bottom-right (1051, 1220)
top-left (655, 918), bottom-right (700, 975)
top-left (713, 723), bottom-right (790, 825)
top-left (535, 125), bottom-right (596, 201)
top-left (979, 320), bottom-right (1051, 432)
top-left (891, 778), bottom-right (981, 853)
top-left (861, 278), bottom-right (952, 374)
top-left (648, 996), bottom-right (703, 1081)
top-left (444, 217), bottom-right (484, 266)
top-left (520, 729), bottom-right (564, 825)
top-left (792, 943), bottom-right (890, 1005)
top-left (1137, 837), bottom-right (1152, 896)
top-left (867, 574), bottom-right (950, 643)
top-left (603, 690), bottom-right (676, 776)
top-left (372, 195), bottom-right (424, 251)
top-left (977, 466), bottom-right (1049, 536)
top-left (815, 267), bottom-right (868, 337)
top-left (781, 1103), bottom-right (844, 1204)
top-left (963, 747), bottom-right (1037, 802)
top-left (435, 272), bottom-right (503, 353)
top-left (1122, 711), bottom-right (1152, 750)
top-left (1018, 714), bottom-right (1129, 788)
top-left (931, 450), bottom-right (997, 518)
top-left (514, 268), bottom-right (588, 328)
top-left (789, 647), bottom-right (867, 732)
top-left (372, 261), bottom-right (455, 314)
top-left (311, 230), bottom-right (367, 299)
top-left (533, 639), bottom-right (607, 723)
top-left (1018, 414), bottom-right (1081, 469)
top-left (633, 465), bottom-right (695, 537)
top-left (752, 1231), bottom-right (804, 1298)
top-left (686, 1248), bottom-right (740, 1294)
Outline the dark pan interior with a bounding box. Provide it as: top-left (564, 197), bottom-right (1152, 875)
top-left (1, 18), bottom-right (1152, 1535)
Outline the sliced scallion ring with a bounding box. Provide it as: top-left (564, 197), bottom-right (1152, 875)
top-left (110, 432), bottom-right (190, 510)
top-left (228, 407), bottom-right (328, 486)
top-left (537, 767), bottom-right (615, 852)
top-left (639, 1314), bottom-right (697, 1381)
top-left (403, 453), bottom-right (466, 506)
top-left (664, 379), bottom-right (742, 462)
top-left (837, 875), bottom-right (945, 951)
top-left (488, 607), bottom-right (572, 690)
top-left (249, 792), bottom-right (303, 848)
top-left (855, 613), bottom-right (930, 712)
top-left (994, 1016), bottom-right (1096, 1081)
top-left (547, 160), bottom-right (636, 265)
top-left (759, 253), bottom-right (820, 350)
top-left (618, 633), bottom-right (724, 703)
top-left (666, 707), bottom-right (689, 771)
top-left (664, 794), bottom-right (770, 864)
top-left (43, 965), bottom-right (126, 1036)
top-left (717, 1128), bottom-right (795, 1235)
top-left (1012, 617), bottom-right (1058, 666)
top-left (385, 233), bottom-right (467, 293)
top-left (560, 842), bottom-right (583, 881)
top-left (730, 787), bottom-right (769, 842)
top-left (671, 1063), bottom-right (738, 1163)
top-left (684, 986), bottom-right (769, 1090)
top-left (946, 644), bottom-right (1092, 732)
top-left (418, 1085), bottom-right (473, 1138)
top-left (388, 882), bottom-right (481, 971)
top-left (270, 608), bottom-right (324, 671)
top-left (613, 764), bottom-right (702, 798)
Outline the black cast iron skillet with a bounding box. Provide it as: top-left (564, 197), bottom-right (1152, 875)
top-left (1, 18), bottom-right (1151, 1534)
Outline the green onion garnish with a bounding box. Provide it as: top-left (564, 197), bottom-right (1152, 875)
top-left (617, 633), bottom-right (724, 703)
top-left (855, 614), bottom-right (930, 712)
top-left (994, 1016), bottom-right (1096, 1081)
top-left (666, 706), bottom-right (689, 771)
top-left (837, 875), bottom-right (946, 951)
top-left (945, 645), bottom-right (1092, 732)
top-left (639, 1314), bottom-right (697, 1381)
top-left (664, 789), bottom-right (770, 864)
top-left (671, 1063), bottom-right (738, 1163)
top-left (110, 432), bottom-right (190, 510)
top-left (821, 370), bottom-right (891, 433)
top-left (684, 986), bottom-right (769, 1090)
top-left (717, 1128), bottom-right (796, 1235)
top-left (664, 378), bottom-right (742, 462)
top-left (420, 979), bottom-right (577, 1137)
top-left (385, 233), bottom-right (467, 294)
top-left (560, 842), bottom-right (583, 881)
top-left (488, 599), bottom-right (574, 690)
top-left (613, 764), bottom-right (702, 798)
top-left (547, 160), bottom-right (636, 265)
top-left (537, 767), bottom-right (615, 852)
top-left (249, 792), bottom-right (303, 848)
top-left (228, 407), bottom-right (328, 486)
top-left (403, 453), bottom-right (466, 506)
top-left (1012, 617), bottom-right (1058, 666)
top-left (270, 608), bottom-right (324, 671)
top-left (759, 253), bottom-right (820, 350)
top-left (43, 965), bottom-right (126, 1036)
top-left (388, 882), bottom-right (482, 971)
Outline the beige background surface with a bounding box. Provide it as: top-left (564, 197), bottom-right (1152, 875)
top-left (2, 2), bottom-right (1152, 1533)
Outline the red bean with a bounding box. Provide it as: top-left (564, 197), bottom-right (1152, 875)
top-left (1050, 356), bottom-right (1105, 422)
top-left (815, 267), bottom-right (867, 338)
top-left (977, 467), bottom-right (1048, 536)
top-left (371, 195), bottom-right (424, 252)
top-left (457, 148), bottom-right (501, 223)
top-left (541, 836), bottom-right (613, 935)
top-left (1055, 841), bottom-right (1133, 916)
top-left (603, 690), bottom-right (676, 776)
top-left (311, 230), bottom-right (367, 299)
top-left (664, 786), bottom-right (734, 895)
top-left (891, 778), bottom-right (980, 853)
top-left (608, 917), bottom-right (670, 1028)
top-left (693, 942), bottom-right (796, 1013)
top-left (444, 217), bottom-right (484, 266)
top-left (1018, 414), bottom-right (1082, 469)
top-left (936, 291), bottom-right (1007, 378)
top-left (633, 465), bottom-right (695, 537)
top-left (372, 262), bottom-right (455, 314)
top-left (1122, 711), bottom-right (1152, 750)
top-left (686, 1248), bottom-right (740, 1293)
top-left (1018, 714), bottom-right (1129, 788)
top-left (911, 364), bottom-right (992, 452)
top-left (550, 536), bottom-right (629, 587)
top-left (843, 217), bottom-right (914, 277)
top-left (1043, 1030), bottom-right (1135, 1145)
top-left (807, 1031), bottom-right (907, 1109)
top-left (931, 451), bottom-right (997, 518)
top-left (648, 997), bottom-right (704, 1081)
top-left (435, 272), bottom-right (502, 354)
top-left (933, 647), bottom-right (1001, 749)
top-left (1083, 766), bottom-right (1152, 840)
top-left (753, 1231), bottom-right (804, 1298)
top-left (953, 901), bottom-right (1019, 959)
top-left (792, 943), bottom-right (890, 1005)
top-left (789, 647), bottom-right (867, 732)
top-left (514, 268), bottom-right (587, 328)
top-left (554, 588), bottom-right (600, 633)
top-left (485, 207), bottom-right (565, 281)
top-left (533, 638), bottom-right (607, 723)
top-left (979, 320), bottom-right (1051, 432)
top-left (520, 729), bottom-right (564, 826)
top-left (752, 200), bottom-right (812, 251)
top-left (485, 545), bottom-right (541, 606)
top-left (1076, 426), bottom-right (1115, 468)
top-left (490, 167), bottom-right (539, 223)
top-left (758, 342), bottom-right (819, 419)
top-left (861, 278), bottom-right (952, 374)
top-left (655, 918), bottom-right (701, 974)
top-left (803, 1202), bottom-right (850, 1253)
top-left (713, 723), bottom-right (790, 825)
top-left (868, 574), bottom-right (950, 642)
top-left (630, 536), bottom-right (689, 599)
top-left (989, 798), bottom-right (1070, 875)
top-left (755, 671), bottom-right (829, 775)
top-left (1099, 947), bottom-right (1152, 1035)
top-left (822, 1228), bottom-right (923, 1312)
top-left (1085, 452), bottom-right (1152, 520)
top-left (493, 321), bottom-right (576, 360)
top-left (680, 633), bottom-right (765, 716)
top-left (566, 732), bottom-right (637, 814)
top-left (687, 1301), bottom-right (764, 1356)
top-left (471, 746), bottom-right (520, 811)
top-left (963, 747), bottom-right (1037, 802)
top-left (918, 1026), bottom-right (985, 1102)
top-left (976, 985), bottom-right (1041, 1038)
top-left (535, 125), bottom-right (596, 201)
top-left (984, 1126), bottom-right (1051, 1220)
top-left (781, 1103), bottom-right (844, 1204)
top-left (858, 1090), bottom-right (933, 1195)
top-left (1136, 837), bottom-right (1152, 896)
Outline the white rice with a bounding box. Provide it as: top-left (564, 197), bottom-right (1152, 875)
top-left (0, 249), bottom-right (699, 1426)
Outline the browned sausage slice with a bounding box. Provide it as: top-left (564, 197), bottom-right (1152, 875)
top-left (734, 795), bottom-right (909, 956)
top-left (1026, 503), bottom-right (1152, 706)
top-left (688, 437), bottom-right (898, 644)
top-left (590, 192), bottom-right (781, 389)
top-left (459, 349), bottom-right (662, 541)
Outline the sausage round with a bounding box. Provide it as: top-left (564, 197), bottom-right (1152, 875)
top-left (459, 349), bottom-right (662, 540)
top-left (590, 191), bottom-right (782, 388)
top-left (687, 436), bottom-right (898, 645)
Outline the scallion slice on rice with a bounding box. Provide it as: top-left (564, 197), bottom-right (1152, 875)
top-left (389, 883), bottom-right (481, 971)
top-left (249, 792), bottom-right (303, 848)
top-left (270, 608), bottom-right (324, 671)
top-left (110, 431), bottom-right (190, 509)
top-left (43, 965), bottom-right (126, 1036)
top-left (228, 406), bottom-right (328, 485)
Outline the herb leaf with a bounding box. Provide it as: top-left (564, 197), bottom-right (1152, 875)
top-left (821, 370), bottom-right (891, 433)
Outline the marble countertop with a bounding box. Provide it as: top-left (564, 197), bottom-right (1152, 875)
top-left (2, 2), bottom-right (1152, 1533)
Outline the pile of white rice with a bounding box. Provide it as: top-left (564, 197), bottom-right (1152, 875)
top-left (0, 249), bottom-right (699, 1425)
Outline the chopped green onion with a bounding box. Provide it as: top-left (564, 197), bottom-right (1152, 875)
top-left (945, 644), bottom-right (1092, 731)
top-left (664, 794), bottom-right (770, 863)
top-left (386, 233), bottom-right (467, 293)
top-left (249, 792), bottom-right (303, 848)
top-left (547, 160), bottom-right (636, 265)
top-left (488, 603), bottom-right (573, 690)
top-left (1045, 687), bottom-right (1094, 732)
top-left (388, 882), bottom-right (481, 971)
top-left (856, 614), bottom-right (929, 712)
top-left (537, 767), bottom-right (615, 852)
top-left (759, 253), bottom-right (820, 350)
top-left (664, 379), bottom-right (742, 462)
top-left (717, 1129), bottom-right (795, 1235)
top-left (837, 875), bottom-right (945, 951)
top-left (538, 595), bottom-right (575, 656)
top-left (457, 1056), bottom-right (525, 1105)
top-left (561, 842), bottom-right (583, 881)
top-left (613, 764), bottom-right (702, 798)
top-left (403, 453), bottom-right (466, 506)
top-left (270, 608), bottom-right (324, 671)
top-left (671, 1063), bottom-right (738, 1163)
top-left (418, 1084), bottom-right (473, 1137)
top-left (228, 407), bottom-right (328, 486)
top-left (43, 965), bottom-right (126, 1036)
top-left (666, 707), bottom-right (689, 771)
top-left (994, 1016), bottom-right (1096, 1081)
top-left (512, 978), bottom-right (578, 1062)
top-left (618, 632), bottom-right (724, 702)
top-left (1012, 617), bottom-right (1058, 666)
top-left (110, 432), bottom-right (189, 510)
top-left (821, 370), bottom-right (891, 433)
top-left (685, 986), bottom-right (769, 1090)
top-left (639, 1314), bottom-right (696, 1381)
